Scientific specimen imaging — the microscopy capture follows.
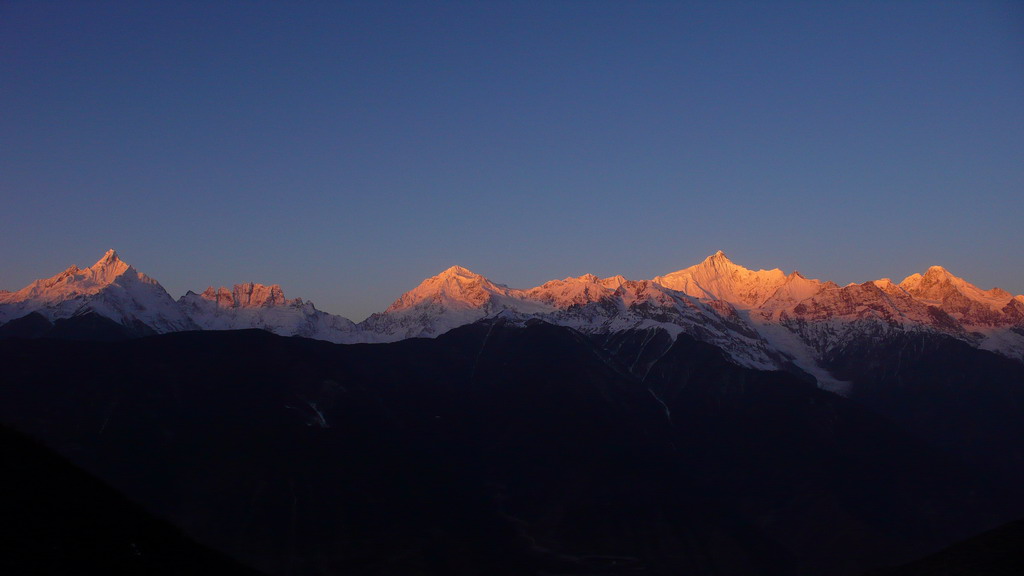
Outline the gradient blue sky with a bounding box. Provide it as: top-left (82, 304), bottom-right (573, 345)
top-left (2, 1), bottom-right (1022, 320)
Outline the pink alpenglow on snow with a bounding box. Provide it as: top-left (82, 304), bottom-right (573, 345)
top-left (2, 249), bottom-right (1022, 395)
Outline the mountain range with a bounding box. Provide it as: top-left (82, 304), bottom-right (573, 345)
top-left (3, 249), bottom-right (1022, 394)
top-left (3, 250), bottom-right (1024, 575)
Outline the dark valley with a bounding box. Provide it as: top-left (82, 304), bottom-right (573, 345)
top-left (2, 320), bottom-right (1023, 575)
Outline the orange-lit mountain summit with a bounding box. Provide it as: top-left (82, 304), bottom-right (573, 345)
top-left (2, 249), bottom-right (1022, 394)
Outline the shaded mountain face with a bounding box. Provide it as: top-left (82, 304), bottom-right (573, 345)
top-left (0, 322), bottom-right (1017, 576)
top-left (0, 311), bottom-right (54, 339)
top-left (0, 311), bottom-right (156, 341)
top-left (0, 424), bottom-right (263, 576)
top-left (639, 334), bottom-right (1019, 575)
top-left (824, 331), bottom-right (1024, 484)
top-left (601, 326), bottom-right (1024, 535)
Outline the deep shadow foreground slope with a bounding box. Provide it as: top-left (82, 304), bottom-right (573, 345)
top-left (865, 517), bottom-right (1024, 576)
top-left (0, 423), bottom-right (263, 575)
top-left (0, 321), bottom-right (1020, 575)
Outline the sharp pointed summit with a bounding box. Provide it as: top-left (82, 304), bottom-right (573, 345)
top-left (693, 250), bottom-right (738, 272)
top-left (653, 252), bottom-right (788, 308)
top-left (900, 265), bottom-right (962, 291)
top-left (436, 265), bottom-right (482, 279)
top-left (97, 249), bottom-right (120, 265)
top-left (85, 248), bottom-right (135, 285)
top-left (0, 249), bottom-right (194, 333)
top-left (708, 249), bottom-right (730, 262)
top-left (385, 265), bottom-right (507, 313)
top-left (359, 265), bottom-right (550, 341)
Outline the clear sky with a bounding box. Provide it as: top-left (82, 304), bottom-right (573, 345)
top-left (2, 1), bottom-right (1022, 321)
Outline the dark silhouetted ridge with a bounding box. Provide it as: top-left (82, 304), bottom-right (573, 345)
top-left (0, 423), bottom-right (263, 575)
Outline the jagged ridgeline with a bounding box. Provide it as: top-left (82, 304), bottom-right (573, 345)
top-left (3, 251), bottom-right (1024, 575)
top-left (2, 249), bottom-right (1022, 394)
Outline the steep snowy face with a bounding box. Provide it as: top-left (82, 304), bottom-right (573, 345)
top-left (653, 251), bottom-right (789, 309)
top-left (871, 278), bottom-right (905, 296)
top-left (524, 274), bottom-right (622, 308)
top-left (356, 266), bottom-right (554, 342)
top-left (384, 266), bottom-right (515, 312)
top-left (5, 249), bottom-right (1021, 386)
top-left (641, 253), bottom-right (1024, 389)
top-left (358, 254), bottom-right (1024, 374)
top-left (758, 272), bottom-right (824, 317)
top-left (1, 250), bottom-right (142, 304)
top-left (899, 266), bottom-right (1017, 326)
top-left (779, 281), bottom-right (948, 336)
top-left (180, 283), bottom-right (354, 341)
top-left (733, 265), bottom-right (1024, 381)
top-left (0, 250), bottom-right (195, 332)
top-left (559, 278), bottom-right (781, 370)
top-left (352, 263), bottom-right (782, 369)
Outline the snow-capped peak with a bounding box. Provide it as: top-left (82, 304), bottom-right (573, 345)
top-left (179, 281), bottom-right (355, 341)
top-left (898, 265), bottom-right (1019, 326)
top-left (4, 249), bottom-right (1022, 387)
top-left (0, 249), bottom-right (193, 332)
top-left (3, 249), bottom-right (152, 303)
top-left (901, 266), bottom-right (1003, 306)
top-left (653, 251), bottom-right (789, 308)
top-left (436, 265), bottom-right (480, 279)
top-left (707, 249), bottom-right (730, 264)
top-left (525, 274), bottom-right (620, 308)
top-left (98, 248), bottom-right (121, 265)
top-left (85, 249), bottom-right (137, 285)
top-left (760, 271), bottom-right (823, 311)
top-left (385, 265), bottom-right (508, 312)
top-left (899, 265), bottom-right (975, 294)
